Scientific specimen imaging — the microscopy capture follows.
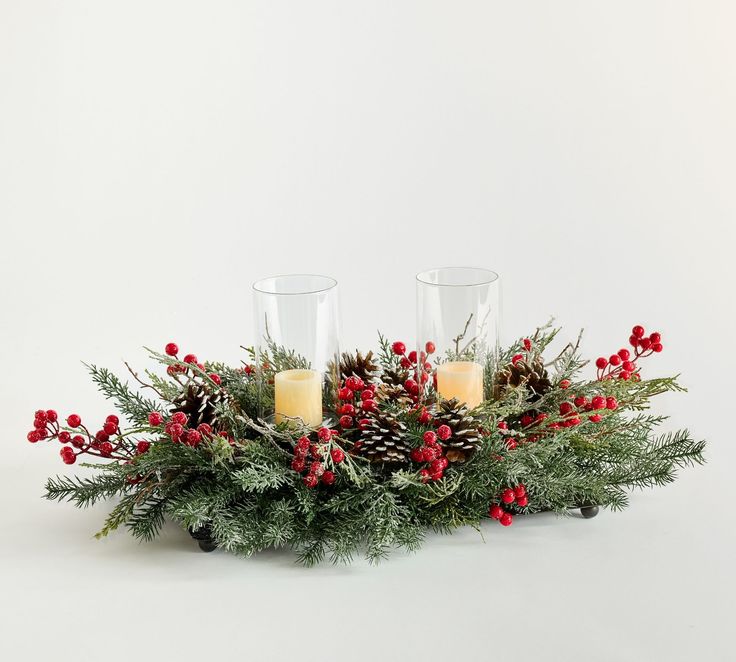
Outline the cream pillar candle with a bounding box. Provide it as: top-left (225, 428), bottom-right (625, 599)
top-left (436, 361), bottom-right (484, 409)
top-left (274, 369), bottom-right (323, 427)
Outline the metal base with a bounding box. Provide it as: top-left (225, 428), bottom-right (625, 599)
top-left (580, 505), bottom-right (599, 518)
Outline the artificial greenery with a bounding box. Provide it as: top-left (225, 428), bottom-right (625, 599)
top-left (29, 322), bottom-right (705, 565)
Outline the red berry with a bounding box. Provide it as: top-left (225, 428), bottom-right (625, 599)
top-left (27, 431), bottom-right (41, 443)
top-left (609, 355), bottom-right (622, 366)
top-left (185, 429), bottom-right (202, 446)
top-left (404, 379), bottom-right (419, 395)
top-left (506, 438), bottom-right (517, 450)
top-left (171, 411), bottom-right (188, 426)
top-left (430, 471), bottom-right (444, 482)
top-left (619, 371), bottom-right (631, 380)
top-left (590, 414), bottom-right (603, 423)
top-left (425, 341), bottom-right (436, 355)
top-left (209, 373), bottom-right (222, 385)
top-left (37, 428), bottom-right (48, 440)
top-left (291, 458), bottom-right (306, 472)
top-left (338, 387), bottom-right (353, 401)
top-left (617, 349), bottom-right (630, 361)
top-left (410, 448), bottom-right (424, 463)
top-left (165, 343), bottom-right (179, 356)
top-left (35, 409), bottom-right (48, 422)
top-left (649, 332), bottom-right (661, 343)
top-left (360, 389), bottom-right (374, 401)
top-left (104, 414), bottom-right (119, 425)
top-left (420, 447), bottom-right (434, 463)
top-left (400, 357), bottom-right (411, 369)
top-left (423, 431), bottom-right (438, 445)
top-left (512, 353), bottom-right (523, 365)
top-left (639, 337), bottom-right (652, 350)
top-left (430, 457), bottom-right (449, 473)
top-left (520, 414), bottom-right (533, 427)
top-left (523, 338), bottom-right (532, 351)
top-left (321, 470), bottom-right (335, 485)
top-left (137, 440), bottom-right (151, 454)
top-left (339, 415), bottom-right (353, 428)
top-left (632, 325), bottom-right (645, 338)
top-left (516, 495), bottom-right (529, 507)
top-left (418, 408), bottom-right (432, 425)
top-left (489, 504), bottom-right (504, 520)
top-left (303, 474), bottom-right (318, 488)
top-left (103, 421), bottom-right (118, 435)
top-left (391, 341), bottom-right (406, 356)
top-left (497, 421), bottom-right (508, 430)
top-left (148, 412), bottom-right (164, 426)
top-left (514, 484), bottom-right (526, 498)
top-left (345, 376), bottom-right (364, 391)
top-left (595, 357), bottom-right (608, 369)
top-left (60, 447), bottom-right (76, 464)
top-left (317, 427), bottom-right (332, 441)
top-left (501, 488), bottom-right (516, 504)
top-left (330, 447), bottom-right (345, 463)
top-left (95, 430), bottom-right (109, 443)
top-left (339, 404), bottom-right (356, 416)
top-left (34, 417), bottom-right (47, 430)
top-left (358, 418), bottom-right (370, 430)
top-left (66, 414), bottom-right (82, 428)
top-left (297, 435), bottom-right (311, 451)
top-left (310, 461), bottom-right (324, 477)
top-left (58, 431), bottom-right (71, 443)
top-left (362, 399), bottom-right (377, 413)
top-left (574, 396), bottom-right (587, 408)
top-left (499, 512), bottom-right (513, 526)
top-left (99, 441), bottom-right (113, 457)
top-left (71, 435), bottom-right (85, 448)
top-left (46, 410), bottom-right (58, 422)
top-left (652, 343), bottom-right (663, 352)
top-left (419, 469), bottom-right (431, 483)
top-left (169, 422), bottom-right (184, 438)
top-left (559, 402), bottom-right (574, 416)
top-left (629, 335), bottom-right (639, 347)
top-left (559, 379), bottom-right (571, 389)
top-left (437, 424), bottom-right (452, 441)
top-left (606, 396), bottom-right (618, 410)
top-left (408, 350), bottom-right (418, 363)
top-left (591, 395), bottom-right (606, 410)
top-left (310, 443), bottom-right (323, 459)
top-left (183, 353), bottom-right (198, 364)
top-left (621, 361), bottom-right (635, 372)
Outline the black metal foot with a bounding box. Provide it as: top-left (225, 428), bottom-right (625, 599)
top-left (580, 505), bottom-right (599, 519)
top-left (188, 525), bottom-right (217, 552)
top-left (197, 539), bottom-right (218, 552)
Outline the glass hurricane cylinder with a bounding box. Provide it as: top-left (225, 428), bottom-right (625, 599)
top-left (252, 274), bottom-right (340, 427)
top-left (416, 267), bottom-right (501, 409)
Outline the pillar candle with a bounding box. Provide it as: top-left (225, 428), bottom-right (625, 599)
top-left (436, 361), bottom-right (484, 409)
top-left (274, 369), bottom-right (323, 427)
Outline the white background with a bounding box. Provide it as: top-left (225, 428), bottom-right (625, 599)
top-left (1, 2), bottom-right (734, 660)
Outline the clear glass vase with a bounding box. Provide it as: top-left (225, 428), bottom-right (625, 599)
top-left (416, 267), bottom-right (501, 409)
top-left (252, 274), bottom-right (340, 427)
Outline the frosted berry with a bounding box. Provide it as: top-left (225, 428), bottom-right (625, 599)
top-left (297, 436), bottom-right (311, 451)
top-left (362, 398), bottom-right (377, 412)
top-left (559, 379), bottom-right (571, 389)
top-left (169, 422), bottom-right (184, 438)
top-left (317, 427), bottom-right (332, 442)
top-left (425, 341), bottom-right (436, 354)
top-left (520, 414), bottom-right (533, 427)
top-left (489, 504), bottom-right (504, 520)
top-left (360, 389), bottom-right (374, 401)
top-left (185, 429), bottom-right (202, 446)
top-left (606, 396), bottom-right (618, 410)
top-left (148, 412), bottom-right (164, 426)
top-left (498, 421), bottom-right (508, 430)
top-left (321, 470), bottom-right (335, 485)
top-left (506, 438), bottom-right (517, 450)
top-left (595, 357), bottom-right (608, 369)
top-left (418, 408), bottom-right (432, 425)
top-left (136, 440), bottom-right (151, 454)
top-left (437, 424), bottom-right (451, 441)
top-left (309, 461), bottom-right (325, 477)
top-left (339, 415), bottom-right (353, 428)
top-left (303, 474), bottom-right (318, 488)
top-left (291, 458), bottom-right (306, 473)
top-left (499, 512), bottom-right (513, 526)
top-left (339, 404), bottom-right (356, 416)
top-left (391, 341), bottom-right (406, 356)
top-left (330, 447), bottom-right (345, 463)
top-left (632, 325), bottom-right (645, 338)
top-left (410, 448), bottom-right (424, 463)
top-left (171, 411), bottom-right (188, 426)
top-left (419, 469), bottom-right (431, 483)
top-left (67, 414), bottom-right (82, 428)
top-left (423, 431), bottom-right (438, 445)
top-left (346, 376), bottom-right (364, 391)
top-left (501, 488), bottom-right (516, 504)
top-left (60, 447), bottom-right (76, 464)
top-left (358, 418), bottom-right (370, 429)
top-left (103, 421), bottom-right (118, 435)
top-left (338, 387), bottom-right (353, 401)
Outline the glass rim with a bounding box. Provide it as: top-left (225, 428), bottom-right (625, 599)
top-left (252, 273), bottom-right (338, 296)
top-left (416, 267), bottom-right (500, 288)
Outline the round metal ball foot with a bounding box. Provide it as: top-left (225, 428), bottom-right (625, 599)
top-left (580, 505), bottom-right (599, 519)
top-left (197, 539), bottom-right (218, 553)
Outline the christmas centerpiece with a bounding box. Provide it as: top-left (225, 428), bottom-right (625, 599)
top-left (25, 270), bottom-right (706, 565)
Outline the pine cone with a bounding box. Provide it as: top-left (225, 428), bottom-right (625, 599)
top-left (434, 398), bottom-right (483, 463)
top-left (493, 357), bottom-right (551, 403)
top-left (340, 350), bottom-right (379, 384)
top-left (382, 366), bottom-right (409, 387)
top-left (357, 411), bottom-right (411, 464)
top-left (374, 383), bottom-right (413, 408)
top-left (172, 382), bottom-right (228, 431)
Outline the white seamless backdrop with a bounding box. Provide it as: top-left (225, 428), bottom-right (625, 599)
top-left (1, 2), bottom-right (734, 661)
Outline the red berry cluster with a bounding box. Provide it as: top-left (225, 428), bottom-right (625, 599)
top-left (391, 340), bottom-right (435, 400)
top-left (27, 410), bottom-right (135, 464)
top-left (410, 429), bottom-right (449, 482)
top-left (595, 326), bottom-right (663, 381)
top-left (488, 484), bottom-right (528, 526)
top-left (164, 342), bottom-right (221, 385)
top-left (336, 376), bottom-right (376, 430)
top-left (291, 427), bottom-right (344, 488)
top-left (150, 409), bottom-right (218, 447)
